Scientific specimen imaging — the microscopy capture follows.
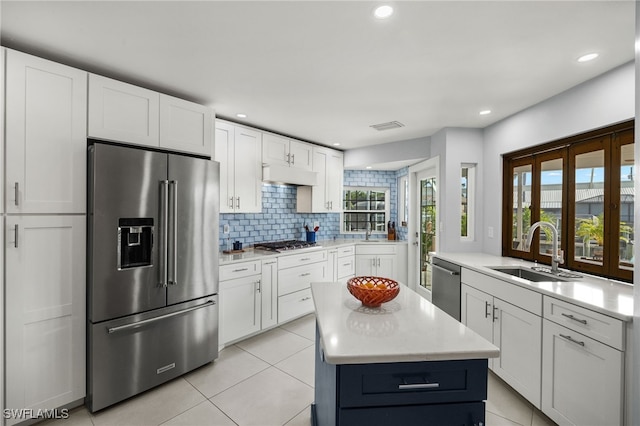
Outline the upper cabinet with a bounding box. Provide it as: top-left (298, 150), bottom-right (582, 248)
top-left (159, 94), bottom-right (212, 156)
top-left (297, 146), bottom-right (344, 213)
top-left (262, 133), bottom-right (313, 171)
top-left (88, 74), bottom-right (213, 156)
top-left (5, 49), bottom-right (87, 214)
top-left (215, 120), bottom-right (262, 213)
top-left (88, 74), bottom-right (160, 147)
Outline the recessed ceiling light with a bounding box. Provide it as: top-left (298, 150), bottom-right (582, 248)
top-left (479, 110), bottom-right (492, 116)
top-left (577, 53), bottom-right (599, 63)
top-left (333, 143), bottom-right (341, 146)
top-left (373, 5), bottom-right (394, 19)
top-left (236, 113), bottom-right (247, 118)
top-left (366, 166), bottom-right (373, 169)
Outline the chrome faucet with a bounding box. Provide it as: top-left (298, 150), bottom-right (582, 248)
top-left (365, 223), bottom-right (371, 240)
top-left (524, 221), bottom-right (563, 273)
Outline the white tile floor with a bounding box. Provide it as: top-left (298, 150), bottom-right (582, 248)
top-left (44, 314), bottom-right (557, 426)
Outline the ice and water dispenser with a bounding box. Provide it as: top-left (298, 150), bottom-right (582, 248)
top-left (117, 218), bottom-right (154, 269)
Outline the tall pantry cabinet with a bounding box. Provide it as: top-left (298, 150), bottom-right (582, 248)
top-left (4, 49), bottom-right (87, 420)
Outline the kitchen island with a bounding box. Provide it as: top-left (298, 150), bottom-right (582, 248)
top-left (311, 282), bottom-right (499, 426)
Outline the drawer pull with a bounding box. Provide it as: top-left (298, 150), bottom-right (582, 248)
top-left (300, 257), bottom-right (311, 261)
top-left (398, 382), bottom-right (440, 390)
top-left (559, 333), bottom-right (585, 347)
top-left (300, 272), bottom-right (311, 277)
top-left (342, 263), bottom-right (352, 267)
top-left (300, 296), bottom-right (311, 302)
top-left (561, 313), bottom-right (588, 325)
top-left (232, 267), bottom-right (249, 273)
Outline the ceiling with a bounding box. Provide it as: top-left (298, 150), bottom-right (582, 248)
top-left (0, 1), bottom-right (635, 152)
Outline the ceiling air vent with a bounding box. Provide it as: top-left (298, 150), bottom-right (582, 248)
top-left (370, 121), bottom-right (405, 131)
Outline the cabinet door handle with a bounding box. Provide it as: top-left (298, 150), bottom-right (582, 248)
top-left (561, 313), bottom-right (588, 325)
top-left (330, 201), bottom-right (333, 210)
top-left (14, 182), bottom-right (19, 206)
top-left (559, 333), bottom-right (585, 347)
top-left (398, 382), bottom-right (440, 390)
top-left (286, 152), bottom-right (291, 164)
top-left (484, 301), bottom-right (491, 318)
top-left (291, 153), bottom-right (295, 165)
top-left (492, 305), bottom-right (499, 322)
top-left (229, 197), bottom-right (234, 209)
top-left (377, 258), bottom-right (381, 267)
top-left (236, 197), bottom-right (240, 209)
top-left (14, 224), bottom-right (19, 248)
top-left (255, 280), bottom-right (261, 293)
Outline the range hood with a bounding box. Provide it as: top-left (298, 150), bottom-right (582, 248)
top-left (262, 164), bottom-right (318, 186)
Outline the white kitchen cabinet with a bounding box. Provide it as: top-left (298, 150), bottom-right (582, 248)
top-left (277, 250), bottom-right (327, 323)
top-left (219, 259), bottom-right (279, 345)
top-left (262, 132), bottom-right (313, 171)
top-left (5, 215), bottom-right (86, 419)
top-left (355, 244), bottom-right (398, 280)
top-left (215, 120), bottom-right (262, 213)
top-left (88, 74), bottom-right (160, 147)
top-left (89, 75), bottom-right (213, 156)
top-left (460, 277), bottom-right (542, 408)
top-left (541, 296), bottom-right (624, 426)
top-left (296, 146), bottom-right (344, 213)
top-left (219, 271), bottom-right (262, 345)
top-left (327, 246), bottom-right (356, 282)
top-left (5, 50), bottom-right (87, 214)
top-left (261, 259), bottom-right (278, 330)
top-left (159, 94), bottom-right (213, 156)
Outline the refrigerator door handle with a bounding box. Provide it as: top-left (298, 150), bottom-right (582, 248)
top-left (159, 180), bottom-right (170, 287)
top-left (106, 300), bottom-right (216, 334)
top-left (168, 180), bottom-right (178, 286)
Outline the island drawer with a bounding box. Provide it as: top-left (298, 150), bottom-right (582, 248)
top-left (338, 359), bottom-right (488, 408)
top-left (338, 401), bottom-right (485, 426)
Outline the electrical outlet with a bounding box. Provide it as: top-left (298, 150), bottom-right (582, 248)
top-left (223, 224), bottom-right (230, 234)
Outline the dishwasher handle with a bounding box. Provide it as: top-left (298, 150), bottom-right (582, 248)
top-left (432, 264), bottom-right (460, 276)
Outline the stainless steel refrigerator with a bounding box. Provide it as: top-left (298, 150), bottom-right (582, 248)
top-left (87, 142), bottom-right (219, 412)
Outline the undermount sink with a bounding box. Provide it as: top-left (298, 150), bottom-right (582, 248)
top-left (488, 267), bottom-right (568, 282)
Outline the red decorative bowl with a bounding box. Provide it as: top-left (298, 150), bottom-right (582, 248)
top-left (347, 276), bottom-right (400, 308)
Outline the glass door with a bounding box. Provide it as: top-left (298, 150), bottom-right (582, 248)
top-left (418, 173), bottom-right (436, 292)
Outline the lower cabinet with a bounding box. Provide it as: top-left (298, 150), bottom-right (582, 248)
top-left (277, 250), bottom-right (327, 323)
top-left (461, 267), bottom-right (628, 426)
top-left (328, 245), bottom-right (356, 283)
top-left (219, 259), bottom-right (279, 345)
top-left (5, 215), bottom-right (86, 421)
top-left (461, 279), bottom-right (542, 408)
top-left (541, 297), bottom-right (625, 426)
top-left (355, 244), bottom-right (398, 280)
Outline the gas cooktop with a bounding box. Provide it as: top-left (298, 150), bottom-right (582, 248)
top-left (254, 240), bottom-right (320, 252)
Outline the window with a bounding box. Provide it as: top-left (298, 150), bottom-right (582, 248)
top-left (503, 121), bottom-right (634, 282)
top-left (461, 164), bottom-right (476, 240)
top-left (343, 187), bottom-right (390, 233)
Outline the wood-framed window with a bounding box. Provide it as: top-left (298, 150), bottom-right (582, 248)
top-left (503, 121), bottom-right (634, 283)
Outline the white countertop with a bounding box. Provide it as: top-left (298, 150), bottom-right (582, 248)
top-left (311, 282), bottom-right (500, 365)
top-left (219, 238), bottom-right (407, 265)
top-left (433, 252), bottom-right (634, 321)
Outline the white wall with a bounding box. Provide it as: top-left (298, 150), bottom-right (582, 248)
top-left (482, 61), bottom-right (635, 255)
top-left (428, 128), bottom-right (485, 253)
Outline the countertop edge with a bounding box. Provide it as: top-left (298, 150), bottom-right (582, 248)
top-left (433, 252), bottom-right (633, 322)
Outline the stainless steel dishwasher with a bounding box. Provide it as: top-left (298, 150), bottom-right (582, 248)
top-left (431, 257), bottom-right (462, 321)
